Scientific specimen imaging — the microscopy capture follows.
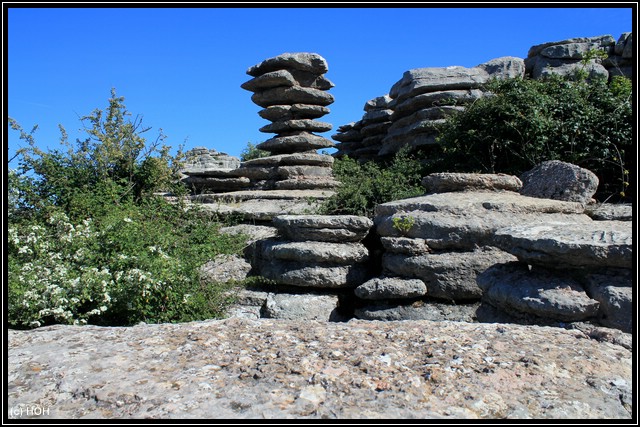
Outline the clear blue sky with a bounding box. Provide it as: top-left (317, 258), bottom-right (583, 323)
top-left (6, 5), bottom-right (634, 166)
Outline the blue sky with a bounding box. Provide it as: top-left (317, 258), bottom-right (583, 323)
top-left (6, 5), bottom-right (634, 166)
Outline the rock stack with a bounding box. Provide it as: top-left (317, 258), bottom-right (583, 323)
top-left (236, 53), bottom-right (340, 191)
top-left (525, 34), bottom-right (616, 80)
top-left (332, 95), bottom-right (394, 161)
top-left (356, 171), bottom-right (596, 321)
top-left (332, 57), bottom-right (526, 160)
top-left (179, 147), bottom-right (248, 193)
top-left (228, 215), bottom-right (374, 321)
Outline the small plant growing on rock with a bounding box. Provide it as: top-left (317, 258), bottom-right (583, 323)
top-left (392, 215), bottom-right (416, 235)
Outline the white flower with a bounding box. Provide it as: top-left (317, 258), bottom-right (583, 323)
top-left (123, 217), bottom-right (133, 223)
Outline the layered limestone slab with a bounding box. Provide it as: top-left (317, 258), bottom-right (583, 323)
top-left (421, 173), bottom-right (522, 193)
top-left (258, 239), bottom-right (369, 264)
top-left (259, 261), bottom-right (370, 288)
top-left (493, 221), bottom-right (633, 269)
top-left (247, 52), bottom-right (329, 77)
top-left (273, 215), bottom-right (373, 243)
top-left (355, 277), bottom-right (427, 300)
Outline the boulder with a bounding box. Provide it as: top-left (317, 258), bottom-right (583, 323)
top-left (354, 277), bottom-right (427, 300)
top-left (520, 160), bottom-right (600, 204)
top-left (493, 221), bottom-right (632, 269)
top-left (382, 248), bottom-right (517, 301)
top-left (477, 262), bottom-right (600, 322)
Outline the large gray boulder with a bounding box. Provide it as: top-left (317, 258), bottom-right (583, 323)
top-left (520, 160), bottom-right (599, 204)
top-left (477, 262), bottom-right (600, 322)
top-left (493, 221), bottom-right (632, 269)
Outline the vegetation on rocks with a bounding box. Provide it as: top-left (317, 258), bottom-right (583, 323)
top-left (8, 89), bottom-right (248, 329)
top-left (436, 73), bottom-right (633, 202)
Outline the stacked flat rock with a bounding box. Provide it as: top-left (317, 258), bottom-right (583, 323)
top-left (356, 171), bottom-right (597, 322)
top-left (332, 95), bottom-right (394, 161)
top-left (180, 147), bottom-right (248, 193)
top-left (253, 215), bottom-right (373, 290)
top-left (479, 220), bottom-right (633, 332)
top-left (238, 53), bottom-right (340, 191)
top-left (380, 57), bottom-right (526, 157)
top-left (524, 34), bottom-right (616, 80)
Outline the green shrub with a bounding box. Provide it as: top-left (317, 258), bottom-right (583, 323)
top-left (240, 141), bottom-right (270, 161)
top-left (436, 74), bottom-right (632, 202)
top-left (322, 147), bottom-right (425, 217)
top-left (8, 89), bottom-right (249, 328)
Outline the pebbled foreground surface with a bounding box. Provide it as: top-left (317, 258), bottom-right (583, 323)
top-left (7, 318), bottom-right (632, 420)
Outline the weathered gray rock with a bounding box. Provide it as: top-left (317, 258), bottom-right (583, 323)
top-left (241, 152), bottom-right (334, 167)
top-left (181, 175), bottom-right (251, 192)
top-left (273, 177), bottom-right (341, 191)
top-left (476, 56), bottom-right (526, 79)
top-left (375, 191), bottom-right (590, 250)
top-left (493, 221), bottom-right (632, 269)
top-left (355, 300), bottom-right (480, 322)
top-left (180, 147), bottom-right (241, 174)
top-left (247, 52), bottom-right (329, 77)
top-left (520, 160), bottom-right (599, 204)
top-left (391, 89), bottom-right (484, 120)
top-left (251, 86), bottom-right (334, 108)
top-left (383, 248), bottom-right (517, 301)
top-left (259, 119), bottom-right (332, 134)
top-left (380, 236), bottom-right (431, 255)
top-left (540, 43), bottom-right (608, 59)
top-left (258, 104), bottom-right (330, 121)
top-left (264, 293), bottom-right (343, 321)
top-left (477, 262), bottom-right (601, 322)
top-left (193, 189), bottom-right (334, 221)
top-left (331, 129), bottom-right (364, 143)
top-left (242, 69), bottom-right (334, 92)
top-left (389, 66), bottom-right (491, 103)
top-left (422, 173), bottom-right (522, 193)
top-left (258, 239), bottom-right (369, 265)
top-left (355, 277), bottom-right (427, 300)
top-left (8, 318), bottom-right (633, 419)
top-left (273, 215), bottom-right (373, 243)
top-left (364, 95), bottom-right (393, 111)
top-left (615, 32), bottom-right (632, 56)
top-left (527, 35), bottom-right (616, 58)
top-left (276, 165), bottom-right (333, 179)
top-left (257, 133), bottom-right (335, 153)
top-left (259, 260), bottom-right (370, 289)
top-left (387, 107), bottom-right (462, 134)
top-left (361, 109), bottom-right (394, 125)
top-left (526, 56), bottom-right (609, 80)
top-left (582, 270), bottom-right (632, 333)
top-left (224, 288), bottom-right (270, 320)
top-left (198, 254), bottom-right (252, 285)
top-left (584, 203), bottom-right (633, 221)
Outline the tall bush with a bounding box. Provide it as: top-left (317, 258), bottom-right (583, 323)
top-left (436, 74), bottom-right (632, 202)
top-left (8, 90), bottom-right (248, 328)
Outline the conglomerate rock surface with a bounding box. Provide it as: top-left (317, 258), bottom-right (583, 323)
top-left (8, 318), bottom-right (632, 420)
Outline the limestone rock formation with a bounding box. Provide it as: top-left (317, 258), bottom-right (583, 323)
top-left (8, 318), bottom-right (632, 419)
top-left (519, 160), bottom-right (599, 204)
top-left (525, 34), bottom-right (615, 80)
top-left (179, 147), bottom-right (248, 193)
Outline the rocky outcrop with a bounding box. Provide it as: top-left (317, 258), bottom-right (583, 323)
top-left (525, 34), bottom-right (618, 80)
top-left (333, 33), bottom-right (633, 163)
top-left (179, 147), bottom-right (248, 193)
top-left (7, 318), bottom-right (633, 419)
top-left (182, 53), bottom-right (339, 221)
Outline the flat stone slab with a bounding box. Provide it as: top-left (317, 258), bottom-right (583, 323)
top-left (264, 293), bottom-right (343, 321)
top-left (247, 52), bottom-right (329, 77)
top-left (477, 262), bottom-right (601, 322)
top-left (583, 270), bottom-right (633, 333)
top-left (273, 215), bottom-right (373, 243)
top-left (241, 153), bottom-right (334, 167)
top-left (259, 119), bottom-right (332, 134)
top-left (493, 221), bottom-right (632, 269)
top-left (251, 86), bottom-right (334, 108)
top-left (258, 239), bottom-right (369, 264)
top-left (257, 133), bottom-right (336, 153)
top-left (355, 277), bottom-right (427, 300)
top-left (355, 301), bottom-right (480, 322)
top-left (422, 173), bottom-right (522, 193)
top-left (241, 69), bottom-right (334, 92)
top-left (585, 203), bottom-right (633, 221)
top-left (258, 104), bottom-right (330, 121)
top-left (382, 247), bottom-right (517, 301)
top-left (7, 318), bottom-right (632, 419)
top-left (259, 261), bottom-right (370, 288)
